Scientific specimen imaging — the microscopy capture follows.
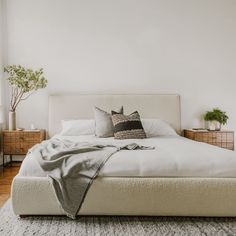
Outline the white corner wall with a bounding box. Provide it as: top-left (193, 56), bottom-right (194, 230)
top-left (0, 0), bottom-right (3, 164)
top-left (0, 0), bottom-right (3, 106)
top-left (3, 0), bottom-right (236, 132)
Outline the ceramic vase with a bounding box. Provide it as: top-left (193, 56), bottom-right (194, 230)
top-left (9, 111), bottom-right (16, 130)
top-left (208, 120), bottom-right (221, 131)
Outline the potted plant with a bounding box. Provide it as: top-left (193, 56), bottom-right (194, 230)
top-left (203, 108), bottom-right (228, 131)
top-left (4, 65), bottom-right (48, 130)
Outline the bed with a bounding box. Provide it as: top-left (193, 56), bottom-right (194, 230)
top-left (11, 94), bottom-right (236, 217)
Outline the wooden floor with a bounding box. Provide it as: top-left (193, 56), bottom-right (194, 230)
top-left (0, 164), bottom-right (20, 208)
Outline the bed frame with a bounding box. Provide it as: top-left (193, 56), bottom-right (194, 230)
top-left (11, 94), bottom-right (236, 217)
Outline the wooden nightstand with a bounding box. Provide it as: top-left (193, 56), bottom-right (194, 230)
top-left (2, 130), bottom-right (46, 167)
top-left (184, 129), bottom-right (234, 151)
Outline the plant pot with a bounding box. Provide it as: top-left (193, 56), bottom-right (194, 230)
top-left (9, 111), bottom-right (16, 130)
top-left (208, 120), bottom-right (221, 131)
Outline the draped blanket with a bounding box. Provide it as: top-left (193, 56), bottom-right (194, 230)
top-left (29, 139), bottom-right (154, 219)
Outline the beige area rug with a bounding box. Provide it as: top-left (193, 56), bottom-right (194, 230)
top-left (1, 199), bottom-right (236, 236)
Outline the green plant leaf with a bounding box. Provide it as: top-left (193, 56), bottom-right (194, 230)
top-left (4, 65), bottom-right (48, 111)
top-left (204, 108), bottom-right (228, 125)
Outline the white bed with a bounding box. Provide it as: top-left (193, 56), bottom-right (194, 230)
top-left (11, 94), bottom-right (236, 217)
top-left (20, 135), bottom-right (236, 178)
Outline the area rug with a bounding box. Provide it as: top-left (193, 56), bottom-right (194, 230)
top-left (1, 200), bottom-right (236, 236)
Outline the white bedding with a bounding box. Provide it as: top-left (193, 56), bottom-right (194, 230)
top-left (19, 135), bottom-right (236, 178)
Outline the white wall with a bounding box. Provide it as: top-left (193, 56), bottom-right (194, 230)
top-left (0, 0), bottom-right (3, 106)
top-left (0, 0), bottom-right (4, 164)
top-left (3, 0), bottom-right (236, 132)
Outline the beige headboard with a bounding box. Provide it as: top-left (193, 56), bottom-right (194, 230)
top-left (48, 94), bottom-right (181, 137)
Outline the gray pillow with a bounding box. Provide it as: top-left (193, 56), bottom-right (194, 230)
top-left (94, 106), bottom-right (123, 137)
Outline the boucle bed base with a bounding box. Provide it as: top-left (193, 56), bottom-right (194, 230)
top-left (11, 175), bottom-right (236, 216)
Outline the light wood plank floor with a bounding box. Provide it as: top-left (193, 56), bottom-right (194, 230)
top-left (0, 165), bottom-right (20, 207)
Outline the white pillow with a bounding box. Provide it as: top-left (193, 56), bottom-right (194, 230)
top-left (142, 119), bottom-right (177, 137)
top-left (60, 120), bottom-right (95, 136)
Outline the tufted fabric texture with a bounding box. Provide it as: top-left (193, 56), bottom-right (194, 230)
top-left (111, 111), bottom-right (146, 139)
top-left (1, 200), bottom-right (236, 236)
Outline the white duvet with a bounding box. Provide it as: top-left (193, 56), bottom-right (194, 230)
top-left (19, 135), bottom-right (236, 178)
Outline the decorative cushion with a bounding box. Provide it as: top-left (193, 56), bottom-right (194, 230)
top-left (111, 111), bottom-right (147, 139)
top-left (94, 106), bottom-right (123, 137)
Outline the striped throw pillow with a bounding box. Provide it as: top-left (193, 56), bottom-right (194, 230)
top-left (111, 111), bottom-right (146, 139)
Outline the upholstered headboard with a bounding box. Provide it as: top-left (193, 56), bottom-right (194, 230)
top-left (48, 94), bottom-right (181, 137)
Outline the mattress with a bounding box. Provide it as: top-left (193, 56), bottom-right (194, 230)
top-left (19, 134), bottom-right (236, 178)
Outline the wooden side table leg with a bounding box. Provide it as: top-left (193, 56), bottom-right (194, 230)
top-left (3, 154), bottom-right (5, 168)
top-left (10, 155), bottom-right (13, 167)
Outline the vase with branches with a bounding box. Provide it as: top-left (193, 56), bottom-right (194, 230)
top-left (4, 65), bottom-right (48, 130)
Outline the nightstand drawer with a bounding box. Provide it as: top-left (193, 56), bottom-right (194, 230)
top-left (26, 133), bottom-right (41, 141)
top-left (3, 133), bottom-right (15, 143)
top-left (3, 142), bottom-right (36, 154)
top-left (3, 135), bottom-right (42, 145)
top-left (194, 133), bottom-right (233, 143)
top-left (2, 130), bottom-right (46, 155)
top-left (3, 132), bottom-right (42, 143)
top-left (15, 147), bottom-right (29, 155)
top-left (4, 144), bottom-right (16, 154)
top-left (184, 130), bottom-right (234, 151)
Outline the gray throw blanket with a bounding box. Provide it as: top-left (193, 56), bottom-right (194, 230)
top-left (29, 139), bottom-right (154, 219)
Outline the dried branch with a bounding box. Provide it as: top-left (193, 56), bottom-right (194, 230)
top-left (21, 91), bottom-right (35, 101)
top-left (12, 89), bottom-right (24, 111)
